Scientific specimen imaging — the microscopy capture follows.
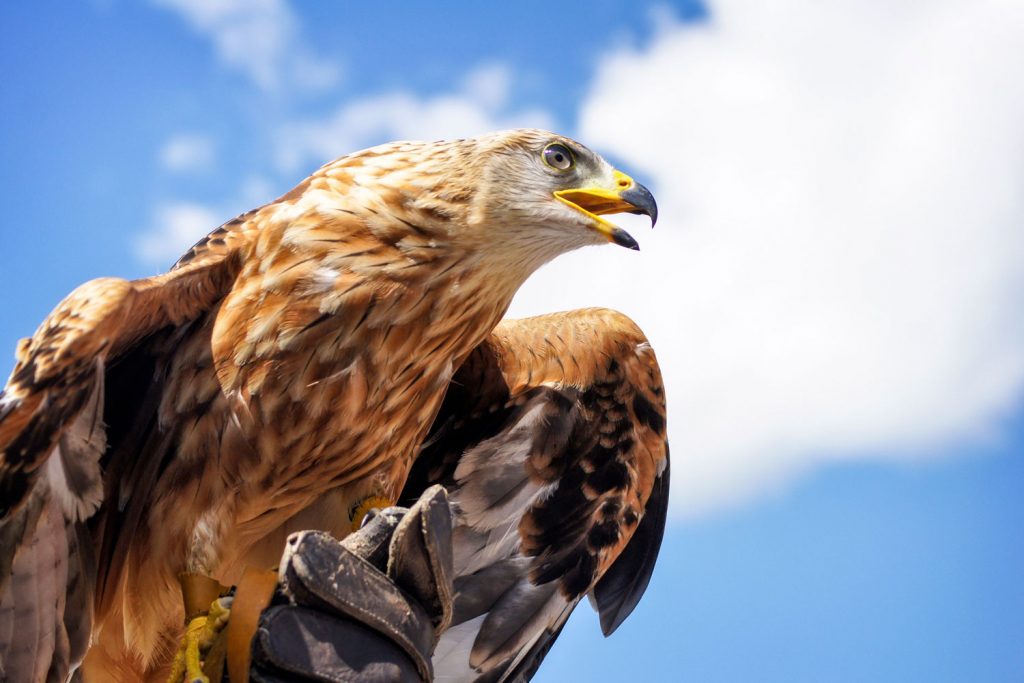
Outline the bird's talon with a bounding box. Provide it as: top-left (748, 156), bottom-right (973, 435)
top-left (165, 597), bottom-right (233, 683)
top-left (202, 596), bottom-right (233, 644)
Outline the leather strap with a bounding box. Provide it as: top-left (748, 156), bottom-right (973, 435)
top-left (226, 566), bottom-right (279, 683)
top-left (178, 573), bottom-right (229, 622)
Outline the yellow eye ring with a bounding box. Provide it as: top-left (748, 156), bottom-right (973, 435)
top-left (542, 143), bottom-right (575, 171)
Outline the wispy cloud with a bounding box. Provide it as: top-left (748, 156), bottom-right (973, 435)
top-left (159, 133), bottom-right (216, 172)
top-left (275, 63), bottom-right (554, 172)
top-left (510, 0), bottom-right (1024, 518)
top-left (134, 178), bottom-right (277, 267)
top-left (134, 202), bottom-right (221, 267)
top-left (151, 0), bottom-right (339, 92)
top-left (141, 63), bottom-right (551, 267)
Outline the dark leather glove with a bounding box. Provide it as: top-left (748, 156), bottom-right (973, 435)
top-left (249, 485), bottom-right (454, 683)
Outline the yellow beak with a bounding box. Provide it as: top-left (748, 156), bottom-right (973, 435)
top-left (554, 170), bottom-right (658, 250)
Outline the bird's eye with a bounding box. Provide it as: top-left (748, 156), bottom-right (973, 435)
top-left (542, 143), bottom-right (575, 171)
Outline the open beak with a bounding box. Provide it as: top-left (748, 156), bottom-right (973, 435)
top-left (554, 170), bottom-right (658, 250)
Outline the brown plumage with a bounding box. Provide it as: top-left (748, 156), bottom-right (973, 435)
top-left (403, 309), bottom-right (669, 682)
top-left (0, 129), bottom-right (658, 682)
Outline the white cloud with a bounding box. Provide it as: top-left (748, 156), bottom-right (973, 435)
top-left (135, 176), bottom-right (277, 268)
top-left (509, 0), bottom-right (1024, 517)
top-left (135, 202), bottom-right (221, 267)
top-left (159, 133), bottom-right (216, 172)
top-left (276, 63), bottom-right (555, 172)
top-left (459, 63), bottom-right (512, 110)
top-left (152, 0), bottom-right (339, 91)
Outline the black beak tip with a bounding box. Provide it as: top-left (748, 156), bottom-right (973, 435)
top-left (611, 228), bottom-right (640, 251)
top-left (622, 182), bottom-right (658, 228)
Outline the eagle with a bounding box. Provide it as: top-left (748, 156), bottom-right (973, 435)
top-left (0, 129), bottom-right (664, 682)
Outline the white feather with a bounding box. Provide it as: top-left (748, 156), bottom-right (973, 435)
top-left (432, 614), bottom-right (487, 682)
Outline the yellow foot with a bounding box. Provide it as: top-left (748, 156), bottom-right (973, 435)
top-left (166, 596), bottom-right (233, 683)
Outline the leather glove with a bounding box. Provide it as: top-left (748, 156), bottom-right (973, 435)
top-left (249, 485), bottom-right (454, 683)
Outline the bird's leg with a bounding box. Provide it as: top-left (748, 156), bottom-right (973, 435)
top-left (166, 575), bottom-right (232, 683)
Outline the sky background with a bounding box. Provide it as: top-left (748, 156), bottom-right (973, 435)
top-left (2, 1), bottom-right (1023, 680)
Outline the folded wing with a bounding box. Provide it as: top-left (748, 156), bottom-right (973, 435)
top-left (0, 223), bottom-right (244, 682)
top-left (402, 308), bottom-right (670, 683)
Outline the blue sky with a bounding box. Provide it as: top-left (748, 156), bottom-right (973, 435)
top-left (2, 1), bottom-right (1023, 680)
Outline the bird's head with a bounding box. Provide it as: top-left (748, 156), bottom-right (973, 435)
top-left (460, 129), bottom-right (658, 261)
top-left (332, 129), bottom-right (657, 277)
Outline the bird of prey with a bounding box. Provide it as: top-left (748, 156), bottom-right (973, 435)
top-left (403, 309), bottom-right (669, 682)
top-left (0, 129), bottom-right (659, 682)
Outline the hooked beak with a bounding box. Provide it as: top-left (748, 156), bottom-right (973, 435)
top-left (554, 170), bottom-right (658, 250)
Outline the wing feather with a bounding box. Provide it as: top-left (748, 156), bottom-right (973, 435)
top-left (404, 308), bottom-right (670, 682)
top-left (0, 218), bottom-right (245, 682)
top-left (0, 230), bottom-right (242, 518)
top-left (590, 452), bottom-right (670, 635)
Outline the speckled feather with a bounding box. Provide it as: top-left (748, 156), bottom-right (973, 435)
top-left (404, 309), bottom-right (669, 682)
top-left (0, 129), bottom-right (655, 682)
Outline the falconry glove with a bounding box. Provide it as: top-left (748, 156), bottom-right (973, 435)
top-left (248, 485), bottom-right (455, 683)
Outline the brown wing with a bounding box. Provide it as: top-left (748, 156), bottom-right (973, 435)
top-left (0, 218), bottom-right (245, 682)
top-left (0, 219), bottom-right (246, 517)
top-left (401, 308), bottom-right (670, 682)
